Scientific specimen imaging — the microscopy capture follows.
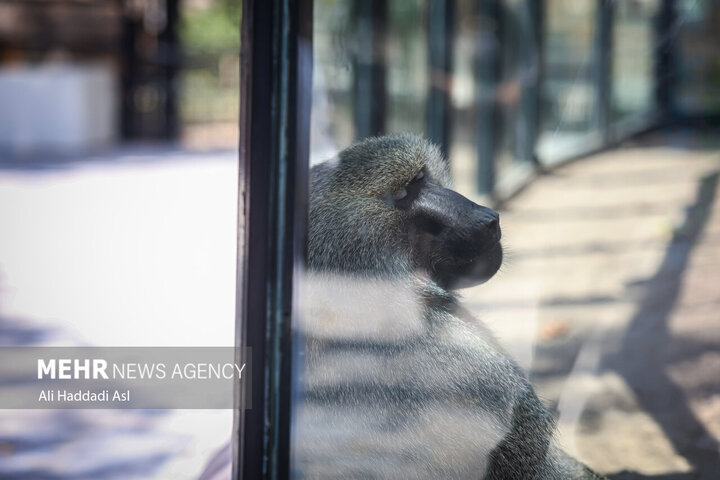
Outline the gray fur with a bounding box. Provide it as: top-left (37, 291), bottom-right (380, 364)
top-left (295, 134), bottom-right (605, 479)
top-left (309, 134), bottom-right (450, 275)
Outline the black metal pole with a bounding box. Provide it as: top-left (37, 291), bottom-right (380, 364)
top-left (353, 0), bottom-right (387, 139)
top-left (596, 0), bottom-right (613, 142)
top-left (655, 0), bottom-right (676, 121)
top-left (475, 0), bottom-right (500, 195)
top-left (427, 0), bottom-right (454, 159)
top-left (515, 0), bottom-right (541, 165)
top-left (120, 12), bottom-right (139, 140)
top-left (234, 0), bottom-right (312, 478)
top-left (160, 0), bottom-right (180, 140)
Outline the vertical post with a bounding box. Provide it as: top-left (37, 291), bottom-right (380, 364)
top-left (120, 10), bottom-right (139, 140)
top-left (160, 0), bottom-right (180, 140)
top-left (235, 0), bottom-right (313, 478)
top-left (656, 0), bottom-right (676, 121)
top-left (476, 0), bottom-right (500, 195)
top-left (426, 0), bottom-right (454, 158)
top-left (515, 0), bottom-right (542, 164)
top-left (353, 0), bottom-right (387, 139)
top-left (595, 0), bottom-right (613, 141)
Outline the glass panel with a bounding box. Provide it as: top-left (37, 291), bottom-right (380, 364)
top-left (537, 0), bottom-right (600, 163)
top-left (292, 1), bottom-right (720, 478)
top-left (676, 0), bottom-right (720, 114)
top-left (611, 0), bottom-right (660, 128)
top-left (298, 1), bottom-right (604, 477)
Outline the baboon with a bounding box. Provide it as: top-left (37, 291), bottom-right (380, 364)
top-left (293, 134), bottom-right (605, 479)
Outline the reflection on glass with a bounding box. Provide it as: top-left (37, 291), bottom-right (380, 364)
top-left (537, 0), bottom-right (599, 163)
top-left (611, 0), bottom-right (659, 128)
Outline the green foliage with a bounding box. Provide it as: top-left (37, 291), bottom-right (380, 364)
top-left (181, 0), bottom-right (241, 55)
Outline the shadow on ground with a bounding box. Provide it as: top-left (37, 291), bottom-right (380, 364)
top-left (600, 172), bottom-right (720, 478)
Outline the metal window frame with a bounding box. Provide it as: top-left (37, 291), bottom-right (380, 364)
top-left (234, 0), bottom-right (313, 479)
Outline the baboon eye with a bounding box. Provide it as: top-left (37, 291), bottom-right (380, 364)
top-left (390, 168), bottom-right (425, 208)
top-left (393, 188), bottom-right (408, 200)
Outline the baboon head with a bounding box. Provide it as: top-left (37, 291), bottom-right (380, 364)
top-left (309, 133), bottom-right (502, 290)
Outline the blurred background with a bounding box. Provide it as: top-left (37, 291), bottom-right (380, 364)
top-left (0, 0), bottom-right (240, 151)
top-left (0, 0), bottom-right (719, 478)
top-left (0, 1), bottom-right (240, 479)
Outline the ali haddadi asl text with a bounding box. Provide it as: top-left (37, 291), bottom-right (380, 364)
top-left (38, 389), bottom-right (130, 403)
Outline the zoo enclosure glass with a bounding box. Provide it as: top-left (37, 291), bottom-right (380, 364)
top-left (236, 0), bottom-right (720, 478)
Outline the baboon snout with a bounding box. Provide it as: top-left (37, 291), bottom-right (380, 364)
top-left (410, 186), bottom-right (503, 289)
top-left (470, 206), bottom-right (501, 247)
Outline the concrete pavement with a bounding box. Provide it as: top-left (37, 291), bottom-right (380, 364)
top-left (463, 128), bottom-right (720, 478)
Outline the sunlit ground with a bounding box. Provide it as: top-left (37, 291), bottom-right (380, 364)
top-left (462, 128), bottom-right (720, 477)
top-left (0, 148), bottom-right (238, 479)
